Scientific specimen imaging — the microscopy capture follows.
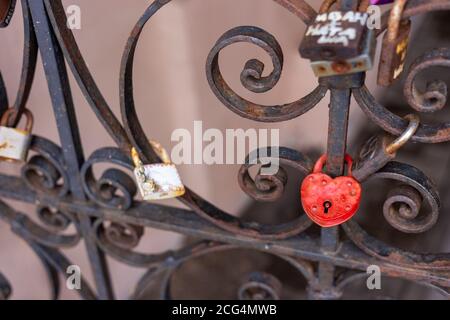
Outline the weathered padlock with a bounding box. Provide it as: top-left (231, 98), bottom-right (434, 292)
top-left (300, 154), bottom-right (362, 227)
top-left (377, 0), bottom-right (410, 86)
top-left (131, 141), bottom-right (185, 201)
top-left (299, 10), bottom-right (376, 77)
top-left (0, 0), bottom-right (16, 28)
top-left (0, 108), bottom-right (33, 162)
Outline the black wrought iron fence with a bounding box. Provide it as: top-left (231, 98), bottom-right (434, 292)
top-left (0, 0), bottom-right (449, 300)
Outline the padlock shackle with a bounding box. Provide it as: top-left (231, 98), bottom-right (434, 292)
top-left (149, 140), bottom-right (171, 165)
top-left (0, 108), bottom-right (33, 132)
top-left (131, 147), bottom-right (144, 168)
top-left (131, 140), bottom-right (172, 168)
top-left (385, 113), bottom-right (419, 154)
top-left (387, 0), bottom-right (408, 42)
top-left (313, 154), bottom-right (354, 176)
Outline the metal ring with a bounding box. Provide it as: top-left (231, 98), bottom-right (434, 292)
top-left (131, 140), bottom-right (171, 168)
top-left (0, 108), bottom-right (33, 131)
top-left (385, 114), bottom-right (420, 154)
top-left (149, 140), bottom-right (171, 165)
top-left (387, 0), bottom-right (408, 42)
top-left (130, 147), bottom-right (143, 168)
top-left (0, 108), bottom-right (18, 126)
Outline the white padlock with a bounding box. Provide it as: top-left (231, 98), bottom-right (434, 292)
top-left (0, 109), bottom-right (33, 162)
top-left (131, 141), bottom-right (185, 201)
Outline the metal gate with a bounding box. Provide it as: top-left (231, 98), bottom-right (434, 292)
top-left (0, 0), bottom-right (449, 300)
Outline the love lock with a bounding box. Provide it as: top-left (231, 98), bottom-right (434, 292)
top-left (131, 141), bottom-right (185, 201)
top-left (299, 5), bottom-right (376, 77)
top-left (0, 108), bottom-right (33, 162)
top-left (301, 154), bottom-right (361, 227)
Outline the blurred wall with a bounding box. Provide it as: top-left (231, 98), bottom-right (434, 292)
top-left (0, 0), bottom-right (381, 299)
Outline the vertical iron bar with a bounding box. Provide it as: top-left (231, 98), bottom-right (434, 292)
top-left (317, 88), bottom-right (351, 299)
top-left (28, 0), bottom-right (114, 299)
top-left (326, 89), bottom-right (351, 177)
top-left (316, 1), bottom-right (356, 297)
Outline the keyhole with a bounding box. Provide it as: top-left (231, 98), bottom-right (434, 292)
top-left (323, 201), bottom-right (332, 214)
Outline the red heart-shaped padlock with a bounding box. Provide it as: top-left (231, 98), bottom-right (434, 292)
top-left (300, 154), bottom-right (361, 227)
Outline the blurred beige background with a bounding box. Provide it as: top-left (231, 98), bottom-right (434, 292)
top-left (0, 0), bottom-right (384, 299)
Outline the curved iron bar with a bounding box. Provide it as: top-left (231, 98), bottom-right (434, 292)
top-left (404, 48), bottom-right (450, 113)
top-left (25, 239), bottom-right (97, 300)
top-left (27, 0), bottom-right (115, 299)
top-left (206, 26), bottom-right (328, 122)
top-left (239, 147), bottom-right (313, 201)
top-left (376, 0), bottom-right (450, 37)
top-left (354, 85), bottom-right (448, 144)
top-left (43, 0), bottom-right (130, 151)
top-left (343, 160), bottom-right (448, 270)
top-left (238, 272), bottom-right (283, 300)
top-left (31, 244), bottom-right (61, 300)
top-left (0, 200), bottom-right (80, 248)
top-left (177, 148), bottom-right (312, 240)
top-left (119, 0), bottom-right (324, 240)
top-left (272, 0), bottom-right (317, 24)
top-left (356, 159), bottom-right (440, 233)
top-left (81, 147), bottom-right (136, 210)
top-left (343, 220), bottom-right (450, 271)
top-left (237, 147), bottom-right (314, 237)
top-left (91, 219), bottom-right (167, 268)
top-left (0, 203), bottom-right (95, 299)
top-left (335, 269), bottom-right (450, 299)
top-left (22, 135), bottom-right (70, 197)
top-left (131, 241), bottom-right (231, 299)
top-left (132, 242), bottom-right (317, 300)
top-left (354, 1), bottom-right (450, 143)
top-left (375, 162), bottom-right (440, 234)
top-left (354, 48), bottom-right (450, 143)
top-left (8, 0), bottom-right (38, 127)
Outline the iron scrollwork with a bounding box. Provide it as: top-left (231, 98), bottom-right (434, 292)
top-left (0, 0), bottom-right (449, 300)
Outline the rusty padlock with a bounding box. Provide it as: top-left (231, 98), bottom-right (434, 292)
top-left (300, 154), bottom-right (362, 227)
top-left (377, 0), bottom-right (411, 86)
top-left (299, 4), bottom-right (376, 77)
top-left (0, 108), bottom-right (33, 162)
top-left (131, 141), bottom-right (185, 201)
top-left (0, 0), bottom-right (16, 28)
